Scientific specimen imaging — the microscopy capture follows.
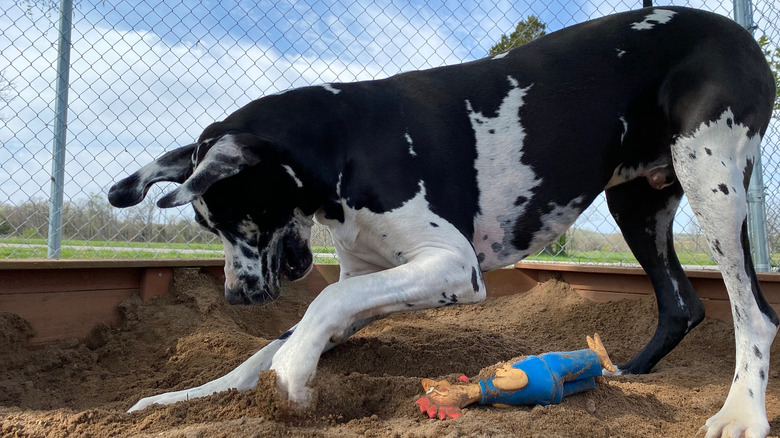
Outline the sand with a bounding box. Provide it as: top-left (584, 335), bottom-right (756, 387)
top-left (2, 268), bottom-right (780, 437)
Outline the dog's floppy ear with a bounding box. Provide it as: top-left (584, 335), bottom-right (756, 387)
top-left (156, 134), bottom-right (263, 208)
top-left (108, 143), bottom-right (197, 208)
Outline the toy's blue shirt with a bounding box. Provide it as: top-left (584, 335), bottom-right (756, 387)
top-left (478, 348), bottom-right (602, 406)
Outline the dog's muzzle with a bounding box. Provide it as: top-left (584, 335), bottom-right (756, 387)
top-left (223, 234), bottom-right (313, 305)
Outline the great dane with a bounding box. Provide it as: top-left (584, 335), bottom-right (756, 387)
top-left (109, 7), bottom-right (777, 437)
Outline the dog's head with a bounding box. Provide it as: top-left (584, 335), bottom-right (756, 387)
top-left (108, 132), bottom-right (314, 305)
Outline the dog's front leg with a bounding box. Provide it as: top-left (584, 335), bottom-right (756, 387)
top-left (270, 247), bottom-right (486, 405)
top-left (127, 329), bottom-right (292, 412)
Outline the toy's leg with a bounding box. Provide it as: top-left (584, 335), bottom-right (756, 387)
top-left (587, 333), bottom-right (616, 372)
top-left (562, 377), bottom-right (596, 397)
top-left (539, 349), bottom-right (603, 381)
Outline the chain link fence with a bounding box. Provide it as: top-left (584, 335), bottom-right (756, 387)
top-left (0, 0), bottom-right (778, 268)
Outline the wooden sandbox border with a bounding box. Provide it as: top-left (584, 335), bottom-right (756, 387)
top-left (1, 259), bottom-right (779, 344)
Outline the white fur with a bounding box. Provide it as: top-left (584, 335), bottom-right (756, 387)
top-left (405, 132), bottom-right (417, 157)
top-left (321, 83), bottom-right (341, 95)
top-left (282, 165), bottom-right (304, 188)
top-left (671, 109), bottom-right (777, 438)
top-left (469, 76), bottom-right (540, 269)
top-left (631, 9), bottom-right (677, 31)
top-left (127, 335), bottom-right (287, 412)
top-left (272, 181), bottom-right (486, 403)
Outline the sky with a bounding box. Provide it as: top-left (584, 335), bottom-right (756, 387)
top-left (0, 0), bottom-right (777, 238)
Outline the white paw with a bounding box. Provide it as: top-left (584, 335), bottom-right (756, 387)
top-left (697, 408), bottom-right (770, 438)
top-left (272, 358), bottom-right (316, 408)
top-left (271, 341), bottom-right (319, 408)
top-left (127, 390), bottom-right (190, 413)
top-left (602, 364), bottom-right (624, 377)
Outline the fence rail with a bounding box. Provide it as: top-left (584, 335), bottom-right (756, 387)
top-left (1, 0), bottom-right (779, 269)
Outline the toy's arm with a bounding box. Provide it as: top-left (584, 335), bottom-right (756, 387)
top-left (415, 365), bottom-right (530, 420)
top-left (415, 378), bottom-right (484, 420)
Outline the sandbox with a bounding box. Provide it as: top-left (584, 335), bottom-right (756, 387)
top-left (2, 267), bottom-right (780, 437)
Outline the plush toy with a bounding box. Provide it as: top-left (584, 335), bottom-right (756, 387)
top-left (415, 333), bottom-right (615, 420)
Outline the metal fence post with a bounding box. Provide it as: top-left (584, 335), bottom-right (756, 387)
top-left (733, 0), bottom-right (771, 271)
top-left (46, 0), bottom-right (73, 259)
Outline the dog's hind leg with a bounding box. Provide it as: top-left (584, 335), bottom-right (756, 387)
top-left (605, 177), bottom-right (705, 374)
top-left (671, 110), bottom-right (778, 438)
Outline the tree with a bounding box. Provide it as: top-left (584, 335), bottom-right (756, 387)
top-left (758, 36), bottom-right (780, 112)
top-left (489, 16), bottom-right (546, 56)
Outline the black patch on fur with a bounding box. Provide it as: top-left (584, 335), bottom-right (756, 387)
top-left (754, 345), bottom-right (763, 359)
top-left (477, 253), bottom-right (486, 263)
top-left (491, 242), bottom-right (502, 253)
top-left (430, 222), bottom-right (439, 227)
top-left (471, 267), bottom-right (480, 292)
top-left (705, 148), bottom-right (712, 155)
top-left (322, 200), bottom-right (345, 223)
top-left (760, 369), bottom-right (766, 380)
top-left (278, 329), bottom-right (294, 340)
top-left (718, 184), bottom-right (729, 195)
top-left (514, 196), bottom-right (528, 206)
top-left (713, 239), bottom-right (723, 256)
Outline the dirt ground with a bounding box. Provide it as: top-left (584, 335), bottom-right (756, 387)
top-left (2, 268), bottom-right (780, 437)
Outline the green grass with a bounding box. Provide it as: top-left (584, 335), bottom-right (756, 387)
top-left (527, 250), bottom-right (717, 266)
top-left (0, 236), bottom-right (223, 251)
top-left (0, 246), bottom-right (224, 259)
top-left (0, 237), bottom-right (723, 267)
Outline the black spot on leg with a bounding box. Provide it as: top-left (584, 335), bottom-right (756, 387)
top-left (713, 240), bottom-right (724, 256)
top-left (439, 292), bottom-right (458, 306)
top-left (734, 373), bottom-right (740, 382)
top-left (471, 267), bottom-right (480, 292)
top-left (754, 345), bottom-right (763, 359)
top-left (718, 184), bottom-right (729, 195)
top-left (688, 151), bottom-right (697, 159)
top-left (488, 129), bottom-right (495, 134)
top-left (749, 389), bottom-right (754, 398)
top-left (483, 235), bottom-right (488, 240)
top-left (760, 369), bottom-right (766, 380)
top-left (727, 118), bottom-right (733, 128)
top-left (405, 303), bottom-right (414, 307)
top-left (429, 222), bottom-right (439, 228)
top-left (735, 305), bottom-right (742, 321)
top-left (477, 253), bottom-right (486, 263)
top-left (705, 148), bottom-right (712, 155)
top-left (278, 328), bottom-right (295, 340)
top-left (240, 244), bottom-right (257, 259)
top-left (491, 242), bottom-right (503, 253)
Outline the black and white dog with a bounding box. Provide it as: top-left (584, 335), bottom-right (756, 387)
top-left (109, 7), bottom-right (777, 437)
